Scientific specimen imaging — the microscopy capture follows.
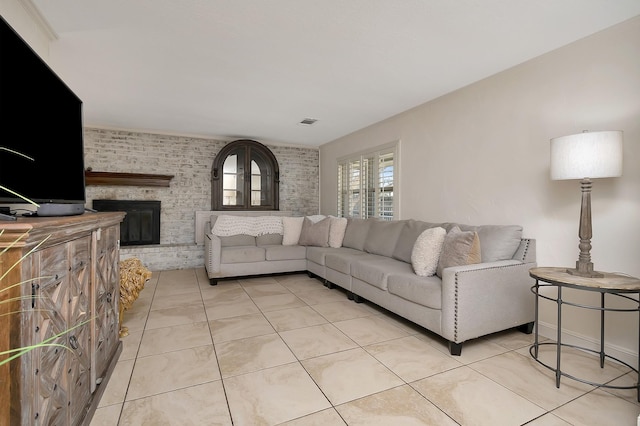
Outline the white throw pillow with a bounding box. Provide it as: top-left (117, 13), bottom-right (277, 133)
top-left (328, 216), bottom-right (348, 248)
top-left (282, 217), bottom-right (304, 245)
top-left (411, 227), bottom-right (447, 277)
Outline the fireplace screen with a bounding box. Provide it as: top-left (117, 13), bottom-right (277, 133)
top-left (92, 200), bottom-right (160, 246)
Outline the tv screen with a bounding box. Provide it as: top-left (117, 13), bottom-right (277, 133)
top-left (0, 15), bottom-right (86, 210)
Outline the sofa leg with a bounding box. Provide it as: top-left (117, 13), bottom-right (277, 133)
top-left (347, 292), bottom-right (354, 300)
top-left (517, 321), bottom-right (534, 335)
top-left (326, 281), bottom-right (334, 289)
top-left (448, 341), bottom-right (462, 356)
top-left (353, 294), bottom-right (363, 304)
top-left (307, 271), bottom-right (314, 278)
top-left (209, 278), bottom-right (218, 286)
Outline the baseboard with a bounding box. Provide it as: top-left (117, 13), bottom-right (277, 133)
top-left (537, 320), bottom-right (638, 369)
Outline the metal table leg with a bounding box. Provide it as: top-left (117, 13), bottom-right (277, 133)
top-left (600, 293), bottom-right (605, 368)
top-left (534, 280), bottom-right (539, 358)
top-left (556, 285), bottom-right (562, 388)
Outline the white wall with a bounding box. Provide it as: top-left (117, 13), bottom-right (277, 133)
top-left (320, 16), bottom-right (640, 363)
top-left (1, 0), bottom-right (52, 60)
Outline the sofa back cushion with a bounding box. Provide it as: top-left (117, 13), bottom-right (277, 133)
top-left (392, 219), bottom-right (445, 263)
top-left (342, 218), bottom-right (375, 250)
top-left (363, 220), bottom-right (405, 257)
top-left (456, 224), bottom-right (523, 262)
top-left (219, 234), bottom-right (256, 247)
top-left (257, 233), bottom-right (283, 245)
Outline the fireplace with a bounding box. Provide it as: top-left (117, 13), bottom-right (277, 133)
top-left (92, 200), bottom-right (161, 246)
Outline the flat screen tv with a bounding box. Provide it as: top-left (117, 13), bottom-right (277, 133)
top-left (0, 15), bottom-right (86, 217)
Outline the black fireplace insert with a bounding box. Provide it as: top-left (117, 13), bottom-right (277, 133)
top-left (92, 200), bottom-right (160, 246)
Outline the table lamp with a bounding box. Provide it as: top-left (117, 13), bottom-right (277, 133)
top-left (550, 130), bottom-right (623, 278)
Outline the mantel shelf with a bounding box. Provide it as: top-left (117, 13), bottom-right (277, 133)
top-left (85, 171), bottom-right (174, 187)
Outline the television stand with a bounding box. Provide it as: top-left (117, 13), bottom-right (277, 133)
top-left (0, 212), bottom-right (126, 425)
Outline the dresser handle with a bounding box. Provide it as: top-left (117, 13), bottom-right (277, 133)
top-left (106, 292), bottom-right (112, 303)
top-left (69, 335), bottom-right (79, 350)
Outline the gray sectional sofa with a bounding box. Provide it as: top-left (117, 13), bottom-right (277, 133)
top-left (203, 211), bottom-right (536, 355)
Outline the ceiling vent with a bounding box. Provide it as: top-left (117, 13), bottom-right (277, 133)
top-left (298, 118), bottom-right (318, 126)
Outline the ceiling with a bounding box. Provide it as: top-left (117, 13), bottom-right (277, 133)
top-left (27, 1), bottom-right (640, 147)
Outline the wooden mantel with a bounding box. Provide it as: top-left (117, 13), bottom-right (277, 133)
top-left (85, 171), bottom-right (174, 187)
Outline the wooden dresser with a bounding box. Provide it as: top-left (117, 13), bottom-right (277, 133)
top-left (0, 212), bottom-right (125, 426)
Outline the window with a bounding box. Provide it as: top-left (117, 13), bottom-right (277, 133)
top-left (211, 139), bottom-right (279, 210)
top-left (337, 142), bottom-right (397, 220)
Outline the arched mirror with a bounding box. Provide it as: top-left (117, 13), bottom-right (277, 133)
top-left (211, 139), bottom-right (279, 210)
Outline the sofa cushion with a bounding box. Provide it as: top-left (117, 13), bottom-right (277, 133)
top-left (219, 234), bottom-right (256, 247)
top-left (392, 219), bottom-right (444, 263)
top-left (325, 251), bottom-right (373, 274)
top-left (328, 216), bottom-right (348, 248)
top-left (257, 233), bottom-right (283, 246)
top-left (411, 227), bottom-right (446, 277)
top-left (387, 273), bottom-right (442, 309)
top-left (351, 256), bottom-right (408, 291)
top-left (342, 218), bottom-right (375, 250)
top-left (436, 226), bottom-right (481, 278)
top-left (306, 246), bottom-right (361, 266)
top-left (220, 246), bottom-right (265, 264)
top-left (298, 217), bottom-right (331, 247)
top-left (264, 245), bottom-right (307, 261)
top-left (363, 220), bottom-right (405, 257)
top-left (306, 246), bottom-right (334, 265)
top-left (457, 224), bottom-right (523, 262)
top-left (282, 216), bottom-right (304, 245)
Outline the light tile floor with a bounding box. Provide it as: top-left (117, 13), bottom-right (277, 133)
top-left (90, 268), bottom-right (640, 425)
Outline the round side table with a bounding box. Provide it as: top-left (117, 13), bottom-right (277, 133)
top-left (529, 266), bottom-right (640, 402)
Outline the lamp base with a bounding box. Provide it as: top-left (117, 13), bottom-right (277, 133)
top-left (566, 261), bottom-right (604, 278)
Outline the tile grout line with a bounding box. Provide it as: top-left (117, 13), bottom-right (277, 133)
top-left (197, 270), bottom-right (237, 425)
top-left (115, 269), bottom-right (161, 425)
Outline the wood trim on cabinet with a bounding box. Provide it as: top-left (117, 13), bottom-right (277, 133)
top-left (84, 171), bottom-right (174, 187)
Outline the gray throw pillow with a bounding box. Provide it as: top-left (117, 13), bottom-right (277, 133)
top-left (436, 226), bottom-right (481, 278)
top-left (298, 217), bottom-right (331, 247)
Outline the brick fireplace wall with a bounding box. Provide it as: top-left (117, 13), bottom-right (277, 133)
top-left (83, 128), bottom-right (319, 271)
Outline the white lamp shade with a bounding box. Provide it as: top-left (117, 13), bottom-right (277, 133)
top-left (550, 130), bottom-right (623, 180)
